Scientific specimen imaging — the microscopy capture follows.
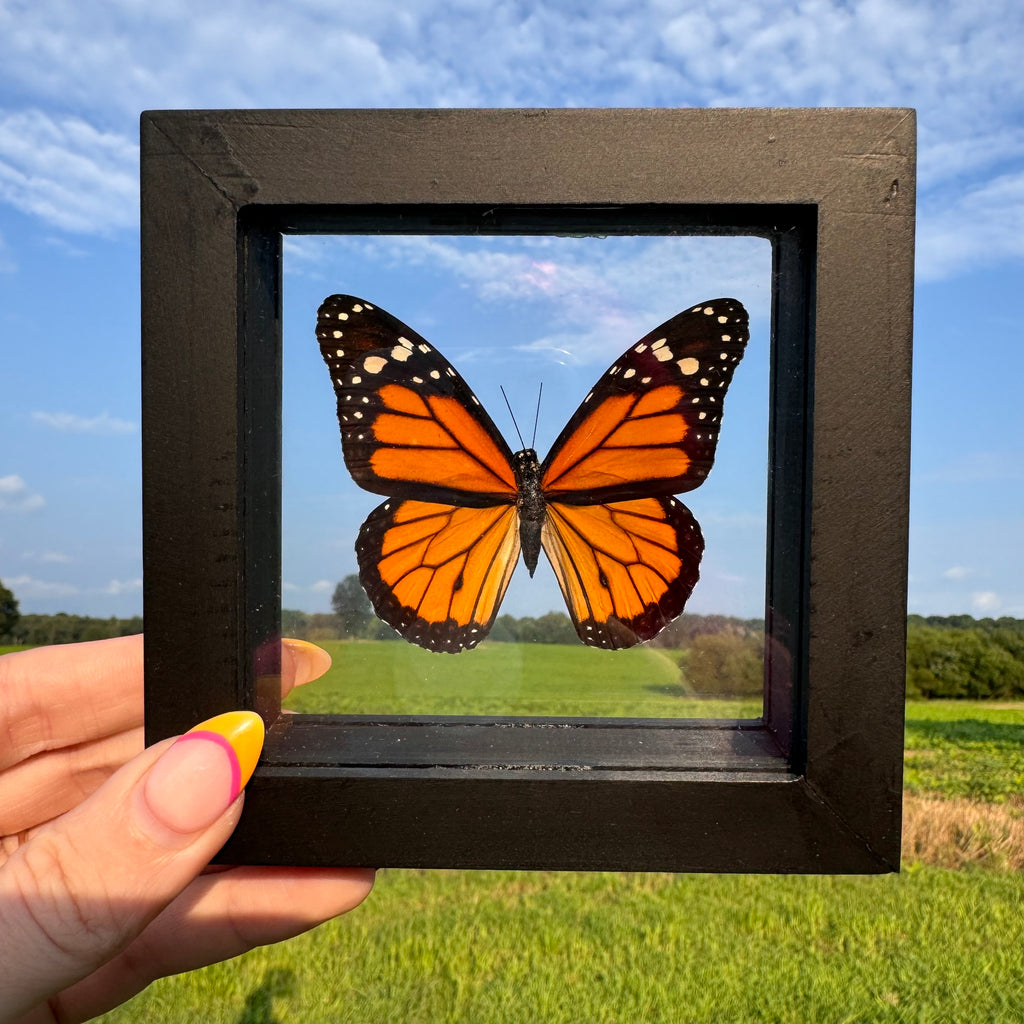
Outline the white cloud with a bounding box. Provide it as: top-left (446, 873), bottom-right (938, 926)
top-left (310, 579), bottom-right (334, 593)
top-left (5, 574), bottom-right (78, 599)
top-left (100, 578), bottom-right (142, 595)
top-left (314, 234), bottom-right (770, 366)
top-left (972, 591), bottom-right (1001, 613)
top-left (22, 550), bottom-right (72, 564)
top-left (0, 475), bottom-right (45, 513)
top-left (942, 566), bottom-right (971, 581)
top-left (0, 109), bottom-right (138, 234)
top-left (0, 0), bottom-right (1021, 274)
top-left (917, 170), bottom-right (1024, 281)
top-left (32, 410), bottom-right (137, 434)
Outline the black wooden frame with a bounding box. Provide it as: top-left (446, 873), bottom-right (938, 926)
top-left (141, 108), bottom-right (915, 872)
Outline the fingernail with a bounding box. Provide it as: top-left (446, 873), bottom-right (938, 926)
top-left (282, 637), bottom-right (332, 683)
top-left (144, 712), bottom-right (265, 834)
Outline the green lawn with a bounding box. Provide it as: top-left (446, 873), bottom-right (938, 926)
top-left (905, 700), bottom-right (1024, 802)
top-left (282, 640), bottom-right (762, 719)
top-left (97, 868), bottom-right (1024, 1023)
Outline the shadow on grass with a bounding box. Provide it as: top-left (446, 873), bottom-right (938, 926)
top-left (236, 968), bottom-right (297, 1024)
top-left (905, 718), bottom-right (1024, 747)
top-left (645, 683), bottom-right (691, 698)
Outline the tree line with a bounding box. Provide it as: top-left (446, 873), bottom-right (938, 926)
top-left (4, 573), bottom-right (1024, 700)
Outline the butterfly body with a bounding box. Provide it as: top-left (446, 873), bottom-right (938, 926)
top-left (316, 294), bottom-right (749, 654)
top-left (511, 447), bottom-right (545, 576)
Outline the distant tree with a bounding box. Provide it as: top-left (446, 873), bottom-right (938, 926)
top-left (0, 577), bottom-right (19, 640)
top-left (491, 615), bottom-right (521, 643)
top-left (682, 632), bottom-right (763, 696)
top-left (331, 575), bottom-right (373, 639)
top-left (532, 611), bottom-right (577, 645)
top-left (305, 613), bottom-right (343, 642)
top-left (281, 608), bottom-right (311, 639)
top-left (5, 613), bottom-right (142, 645)
top-left (905, 625), bottom-right (1024, 699)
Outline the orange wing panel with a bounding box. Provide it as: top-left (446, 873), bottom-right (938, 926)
top-left (542, 497), bottom-right (703, 649)
top-left (357, 499), bottom-right (521, 653)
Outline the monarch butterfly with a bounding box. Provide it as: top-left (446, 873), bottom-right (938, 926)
top-left (316, 294), bottom-right (748, 653)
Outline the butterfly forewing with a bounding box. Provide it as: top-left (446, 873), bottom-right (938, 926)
top-left (542, 497), bottom-right (703, 649)
top-left (317, 295), bottom-right (518, 507)
top-left (540, 299), bottom-right (749, 503)
top-left (356, 498), bottom-right (522, 653)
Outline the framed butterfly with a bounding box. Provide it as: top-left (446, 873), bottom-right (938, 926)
top-left (316, 295), bottom-right (749, 653)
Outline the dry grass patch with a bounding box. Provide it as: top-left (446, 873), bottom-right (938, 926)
top-left (902, 794), bottom-right (1024, 869)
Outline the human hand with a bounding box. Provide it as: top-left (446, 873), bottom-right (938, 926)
top-left (0, 636), bottom-right (374, 1023)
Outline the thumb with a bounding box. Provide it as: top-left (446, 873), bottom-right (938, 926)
top-left (0, 712), bottom-right (264, 1022)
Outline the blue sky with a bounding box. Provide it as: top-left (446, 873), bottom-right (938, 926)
top-left (1, 0), bottom-right (1023, 623)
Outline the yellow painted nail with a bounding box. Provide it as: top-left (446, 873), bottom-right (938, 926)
top-left (181, 711), bottom-right (265, 801)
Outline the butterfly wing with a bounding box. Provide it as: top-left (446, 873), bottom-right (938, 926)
top-left (542, 497), bottom-right (703, 649)
top-left (316, 295), bottom-right (523, 653)
top-left (356, 498), bottom-right (522, 653)
top-left (540, 299), bottom-right (749, 503)
top-left (538, 298), bottom-right (748, 648)
top-left (317, 294), bottom-right (519, 507)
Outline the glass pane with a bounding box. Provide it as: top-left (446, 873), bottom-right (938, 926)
top-left (281, 234), bottom-right (771, 720)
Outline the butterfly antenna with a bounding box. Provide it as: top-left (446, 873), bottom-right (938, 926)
top-left (501, 386), bottom-right (526, 450)
top-left (531, 382), bottom-right (543, 450)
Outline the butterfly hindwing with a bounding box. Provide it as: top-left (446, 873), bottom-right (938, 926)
top-left (356, 498), bottom-right (522, 653)
top-left (540, 299), bottom-right (749, 503)
top-left (317, 295), bottom-right (518, 507)
top-left (541, 496), bottom-right (703, 649)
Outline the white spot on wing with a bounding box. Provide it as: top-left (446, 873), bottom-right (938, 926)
top-left (363, 355), bottom-right (388, 374)
top-left (677, 357), bottom-right (699, 375)
top-left (391, 346), bottom-right (411, 362)
top-left (430, 369), bottom-right (441, 379)
top-left (623, 368), bottom-right (636, 379)
top-left (332, 330), bottom-right (343, 339)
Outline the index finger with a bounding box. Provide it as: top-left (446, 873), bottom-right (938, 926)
top-left (0, 636), bottom-right (332, 771)
top-left (0, 635), bottom-right (144, 771)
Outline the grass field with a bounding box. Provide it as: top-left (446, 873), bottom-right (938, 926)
top-left (8, 640), bottom-right (1024, 1021)
top-left (96, 868), bottom-right (1024, 1023)
top-left (282, 640), bottom-right (762, 718)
